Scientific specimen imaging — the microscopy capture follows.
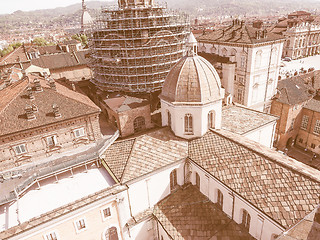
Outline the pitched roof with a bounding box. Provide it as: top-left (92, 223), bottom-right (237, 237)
top-left (189, 130), bottom-right (320, 228)
top-left (198, 23), bottom-right (284, 45)
top-left (276, 76), bottom-right (315, 105)
top-left (222, 105), bottom-right (278, 135)
top-left (30, 50), bottom-right (89, 70)
top-left (0, 74), bottom-right (100, 136)
top-left (154, 184), bottom-right (254, 240)
top-left (102, 128), bottom-right (188, 182)
top-left (0, 46), bottom-right (29, 65)
top-left (103, 127), bottom-right (320, 229)
top-left (304, 98), bottom-right (320, 112)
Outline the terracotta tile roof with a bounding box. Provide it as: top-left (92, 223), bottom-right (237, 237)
top-left (222, 105), bottom-right (278, 135)
top-left (37, 45), bottom-right (63, 55)
top-left (304, 98), bottom-right (320, 112)
top-left (0, 46), bottom-right (29, 65)
top-left (102, 128), bottom-right (188, 183)
top-left (154, 184), bottom-right (254, 240)
top-left (102, 139), bottom-right (135, 181)
top-left (30, 50), bottom-right (89, 70)
top-left (0, 74), bottom-right (100, 136)
top-left (189, 130), bottom-right (320, 228)
top-left (102, 127), bottom-right (320, 229)
top-left (276, 76), bottom-right (315, 105)
top-left (198, 23), bottom-right (284, 45)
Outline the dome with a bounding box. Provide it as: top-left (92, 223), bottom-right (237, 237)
top-left (160, 55), bottom-right (223, 104)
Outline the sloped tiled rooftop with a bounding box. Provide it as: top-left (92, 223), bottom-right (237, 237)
top-left (103, 127), bottom-right (320, 229)
top-left (222, 105), bottom-right (278, 135)
top-left (154, 184), bottom-right (254, 240)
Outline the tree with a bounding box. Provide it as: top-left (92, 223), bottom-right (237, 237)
top-left (0, 42), bottom-right (21, 57)
top-left (71, 34), bottom-right (88, 46)
top-left (32, 37), bottom-right (49, 46)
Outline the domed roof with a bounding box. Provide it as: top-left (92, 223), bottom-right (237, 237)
top-left (160, 55), bottom-right (223, 103)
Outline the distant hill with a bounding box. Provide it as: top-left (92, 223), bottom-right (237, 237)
top-left (1, 0), bottom-right (320, 35)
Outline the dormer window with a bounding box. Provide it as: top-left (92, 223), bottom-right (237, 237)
top-left (184, 114), bottom-right (193, 134)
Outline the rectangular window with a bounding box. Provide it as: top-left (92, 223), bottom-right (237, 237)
top-left (237, 88), bottom-right (244, 104)
top-left (311, 143), bottom-right (316, 149)
top-left (44, 232), bottom-right (58, 240)
top-left (238, 76), bottom-right (245, 86)
top-left (298, 138), bottom-right (303, 143)
top-left (314, 120), bottom-right (320, 134)
top-left (301, 115), bottom-right (309, 130)
top-left (46, 136), bottom-right (57, 147)
top-left (102, 207), bottom-right (111, 220)
top-left (73, 128), bottom-right (85, 138)
top-left (14, 144), bottom-right (27, 155)
top-left (240, 56), bottom-right (246, 68)
top-left (74, 218), bottom-right (87, 233)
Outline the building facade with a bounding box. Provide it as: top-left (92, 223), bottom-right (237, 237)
top-left (198, 20), bottom-right (285, 112)
top-left (0, 70), bottom-right (102, 171)
top-left (271, 11), bottom-right (320, 59)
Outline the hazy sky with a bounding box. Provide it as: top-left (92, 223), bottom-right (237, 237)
top-left (0, 0), bottom-right (114, 15)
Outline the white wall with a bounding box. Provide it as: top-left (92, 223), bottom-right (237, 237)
top-left (244, 121), bottom-right (277, 148)
top-left (161, 100), bottom-right (222, 139)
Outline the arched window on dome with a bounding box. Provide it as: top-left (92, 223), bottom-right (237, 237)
top-left (167, 111), bottom-right (171, 128)
top-left (222, 48), bottom-right (228, 57)
top-left (208, 110), bottom-right (215, 129)
top-left (104, 226), bottom-right (119, 240)
top-left (184, 114), bottom-right (193, 134)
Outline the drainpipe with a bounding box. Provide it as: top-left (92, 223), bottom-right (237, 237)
top-left (263, 43), bottom-right (274, 112)
top-left (305, 111), bottom-right (315, 150)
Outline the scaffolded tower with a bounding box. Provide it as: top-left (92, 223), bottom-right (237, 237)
top-left (89, 0), bottom-right (190, 93)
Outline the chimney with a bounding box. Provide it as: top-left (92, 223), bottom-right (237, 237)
top-left (33, 78), bottom-right (42, 92)
top-left (52, 104), bottom-right (62, 118)
top-left (21, 69), bottom-right (26, 79)
top-left (25, 104), bottom-right (36, 121)
top-left (49, 79), bottom-right (56, 91)
top-left (4, 75), bottom-right (11, 87)
top-left (27, 87), bottom-right (35, 100)
top-left (253, 20), bottom-right (263, 29)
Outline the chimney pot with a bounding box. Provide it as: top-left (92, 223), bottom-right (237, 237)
top-left (49, 79), bottom-right (56, 91)
top-left (33, 78), bottom-right (43, 92)
top-left (25, 104), bottom-right (36, 121)
top-left (27, 87), bottom-right (35, 100)
top-left (52, 104), bottom-right (62, 118)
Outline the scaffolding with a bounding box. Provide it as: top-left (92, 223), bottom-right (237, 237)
top-left (89, 1), bottom-right (190, 93)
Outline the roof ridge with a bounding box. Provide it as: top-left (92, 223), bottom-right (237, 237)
top-left (120, 138), bottom-right (138, 183)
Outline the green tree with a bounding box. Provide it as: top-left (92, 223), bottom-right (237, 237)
top-left (71, 34), bottom-right (88, 46)
top-left (32, 37), bottom-right (49, 46)
top-left (0, 42), bottom-right (21, 57)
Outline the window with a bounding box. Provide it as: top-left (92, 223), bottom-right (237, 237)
top-left (74, 128), bottom-right (85, 138)
top-left (242, 209), bottom-right (251, 230)
top-left (299, 138), bottom-right (303, 143)
top-left (237, 88), bottom-right (244, 104)
top-left (170, 169), bottom-right (177, 191)
top-left (311, 143), bottom-right (316, 149)
top-left (238, 76), bottom-right (245, 86)
top-left (289, 118), bottom-right (295, 131)
top-left (133, 116), bottom-right (146, 133)
top-left (195, 172), bottom-right (200, 189)
top-left (208, 111), bottom-right (215, 129)
top-left (314, 120), bottom-right (320, 134)
top-left (14, 144), bottom-right (27, 155)
top-left (240, 56), bottom-right (246, 68)
top-left (105, 226), bottom-right (119, 240)
top-left (44, 232), bottom-right (58, 240)
top-left (255, 51), bottom-right (262, 68)
top-left (217, 189), bottom-right (223, 209)
top-left (167, 111), bottom-right (171, 128)
top-left (46, 135), bottom-right (57, 148)
top-left (74, 218), bottom-right (87, 233)
top-left (101, 207), bottom-right (111, 220)
top-left (184, 114), bottom-right (193, 134)
top-left (301, 115), bottom-right (309, 130)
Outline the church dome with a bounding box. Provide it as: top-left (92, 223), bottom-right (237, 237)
top-left (160, 55), bottom-right (223, 104)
